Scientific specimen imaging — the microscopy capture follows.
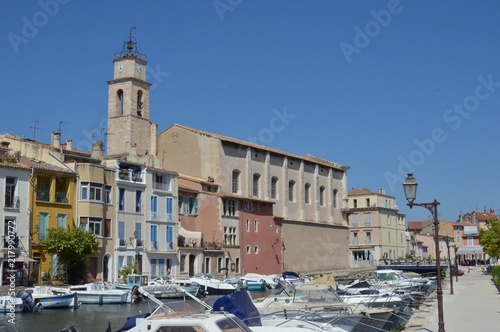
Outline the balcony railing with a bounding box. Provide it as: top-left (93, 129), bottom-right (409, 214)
top-left (119, 239), bottom-right (126, 247)
top-left (153, 182), bottom-right (170, 191)
top-left (118, 169), bottom-right (144, 184)
top-left (136, 239), bottom-right (143, 247)
top-left (150, 211), bottom-right (159, 220)
top-left (4, 196), bottom-right (20, 208)
top-left (166, 213), bottom-right (174, 221)
top-left (55, 192), bottom-right (69, 203)
top-left (37, 189), bottom-right (50, 202)
top-left (151, 242), bottom-right (158, 251)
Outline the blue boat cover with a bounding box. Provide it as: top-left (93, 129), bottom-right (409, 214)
top-left (116, 312), bottom-right (151, 331)
top-left (212, 291), bottom-right (262, 327)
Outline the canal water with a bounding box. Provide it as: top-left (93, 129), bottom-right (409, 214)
top-left (0, 293), bottom-right (268, 332)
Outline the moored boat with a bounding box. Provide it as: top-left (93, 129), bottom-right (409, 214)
top-left (26, 285), bottom-right (79, 309)
top-left (190, 273), bottom-right (238, 295)
top-left (68, 282), bottom-right (131, 304)
top-left (0, 295), bottom-right (24, 313)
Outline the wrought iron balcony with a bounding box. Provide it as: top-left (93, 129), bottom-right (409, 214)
top-left (4, 196), bottom-right (20, 208)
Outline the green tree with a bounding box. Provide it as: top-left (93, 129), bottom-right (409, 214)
top-left (479, 218), bottom-right (500, 259)
top-left (41, 224), bottom-right (99, 284)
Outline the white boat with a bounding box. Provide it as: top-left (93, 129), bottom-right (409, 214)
top-left (373, 269), bottom-right (433, 291)
top-left (0, 295), bottom-right (24, 313)
top-left (253, 281), bottom-right (405, 332)
top-left (113, 275), bottom-right (202, 299)
top-left (190, 273), bottom-right (238, 295)
top-left (25, 285), bottom-right (79, 309)
top-left (242, 273), bottom-right (280, 289)
top-left (115, 289), bottom-right (348, 332)
top-left (68, 282), bottom-right (131, 304)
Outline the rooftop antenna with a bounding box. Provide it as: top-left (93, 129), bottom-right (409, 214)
top-left (30, 118), bottom-right (40, 140)
top-left (58, 121), bottom-right (68, 139)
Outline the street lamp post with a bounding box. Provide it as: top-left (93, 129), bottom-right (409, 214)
top-left (403, 174), bottom-right (445, 332)
top-left (453, 246), bottom-right (459, 282)
top-left (444, 236), bottom-right (454, 295)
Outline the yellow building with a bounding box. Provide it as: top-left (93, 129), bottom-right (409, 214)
top-left (30, 164), bottom-right (77, 284)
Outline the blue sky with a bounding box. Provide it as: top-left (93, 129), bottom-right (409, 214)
top-left (2, 1), bottom-right (500, 222)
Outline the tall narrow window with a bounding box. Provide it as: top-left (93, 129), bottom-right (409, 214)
top-left (135, 222), bottom-right (142, 246)
top-left (117, 89), bottom-right (124, 115)
top-left (333, 189), bottom-right (338, 208)
top-left (166, 226), bottom-right (173, 250)
top-left (136, 190), bottom-right (142, 213)
top-left (57, 214), bottom-right (67, 229)
top-left (304, 183), bottom-right (310, 204)
top-left (252, 173), bottom-right (260, 197)
top-left (118, 188), bottom-right (125, 211)
top-left (118, 221), bottom-right (125, 246)
top-left (150, 195), bottom-right (158, 220)
top-left (104, 185), bottom-right (112, 204)
top-left (5, 177), bottom-right (18, 208)
top-left (271, 177), bottom-right (278, 199)
top-left (288, 180), bottom-right (295, 202)
top-left (166, 197), bottom-right (173, 221)
top-left (232, 170), bottom-right (239, 194)
top-left (137, 90), bottom-right (143, 116)
top-left (38, 212), bottom-right (49, 242)
top-left (150, 225), bottom-right (158, 250)
top-left (319, 186), bottom-right (325, 206)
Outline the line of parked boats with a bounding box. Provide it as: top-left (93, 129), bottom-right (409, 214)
top-left (1, 269), bottom-right (438, 332)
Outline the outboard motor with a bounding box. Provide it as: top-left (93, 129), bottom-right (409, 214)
top-left (17, 290), bottom-right (42, 312)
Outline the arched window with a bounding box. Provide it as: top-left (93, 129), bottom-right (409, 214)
top-left (252, 173), bottom-right (260, 197)
top-left (204, 257), bottom-right (211, 274)
top-left (288, 180), bottom-right (295, 202)
top-left (304, 183), bottom-right (311, 204)
top-left (232, 170), bottom-right (240, 194)
top-left (319, 186), bottom-right (325, 206)
top-left (117, 89), bottom-right (124, 115)
top-left (271, 177), bottom-right (278, 199)
top-left (137, 90), bottom-right (143, 116)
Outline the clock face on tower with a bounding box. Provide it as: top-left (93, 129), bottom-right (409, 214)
top-left (118, 63), bottom-right (124, 72)
top-left (137, 65), bottom-right (143, 73)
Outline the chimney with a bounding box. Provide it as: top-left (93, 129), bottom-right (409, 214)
top-left (91, 140), bottom-right (104, 159)
top-left (66, 139), bottom-right (73, 150)
top-left (379, 188), bottom-right (385, 195)
top-left (51, 132), bottom-right (61, 149)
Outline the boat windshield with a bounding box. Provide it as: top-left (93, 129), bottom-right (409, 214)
top-left (149, 301), bottom-right (204, 320)
top-left (293, 284), bottom-right (343, 304)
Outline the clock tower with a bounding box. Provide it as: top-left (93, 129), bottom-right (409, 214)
top-left (107, 29), bottom-right (156, 157)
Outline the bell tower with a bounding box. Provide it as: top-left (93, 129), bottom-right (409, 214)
top-left (107, 28), bottom-right (154, 157)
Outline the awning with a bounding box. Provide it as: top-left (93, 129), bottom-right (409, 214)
top-left (15, 256), bottom-right (37, 262)
top-left (178, 226), bottom-right (202, 247)
top-left (456, 246), bottom-right (484, 255)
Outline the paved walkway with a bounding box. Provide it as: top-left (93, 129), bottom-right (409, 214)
top-left (405, 266), bottom-right (500, 331)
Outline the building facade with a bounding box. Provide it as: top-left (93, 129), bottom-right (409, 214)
top-left (347, 188), bottom-right (406, 267)
top-left (158, 125), bottom-right (351, 274)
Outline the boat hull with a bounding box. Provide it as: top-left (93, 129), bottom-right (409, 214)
top-left (0, 296), bottom-right (23, 313)
top-left (75, 292), bottom-right (130, 304)
top-left (34, 293), bottom-right (78, 309)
